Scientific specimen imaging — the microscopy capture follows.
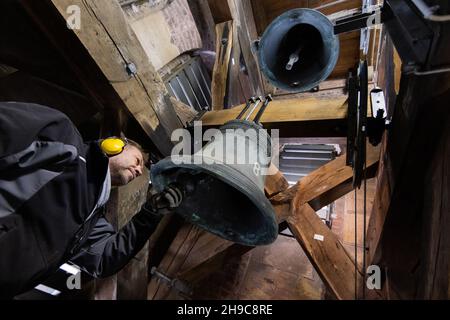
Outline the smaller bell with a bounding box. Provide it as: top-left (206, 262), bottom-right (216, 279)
top-left (257, 8), bottom-right (340, 92)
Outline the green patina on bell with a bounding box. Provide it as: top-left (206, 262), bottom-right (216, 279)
top-left (151, 120), bottom-right (278, 246)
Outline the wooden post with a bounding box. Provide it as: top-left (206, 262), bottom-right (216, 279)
top-left (227, 0), bottom-right (264, 96)
top-left (211, 21), bottom-right (233, 109)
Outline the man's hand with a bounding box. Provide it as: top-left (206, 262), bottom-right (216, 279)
top-left (142, 185), bottom-right (184, 216)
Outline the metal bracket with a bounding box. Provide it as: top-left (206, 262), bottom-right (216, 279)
top-left (253, 94), bottom-right (273, 124)
top-left (150, 267), bottom-right (193, 296)
top-left (368, 88), bottom-right (390, 146)
top-left (334, 7), bottom-right (387, 34)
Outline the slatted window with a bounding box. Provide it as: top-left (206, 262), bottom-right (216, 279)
top-left (279, 144), bottom-right (338, 226)
top-left (164, 56), bottom-right (212, 111)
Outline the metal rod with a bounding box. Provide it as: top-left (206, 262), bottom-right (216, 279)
top-left (362, 145), bottom-right (367, 300)
top-left (244, 96), bottom-right (262, 121)
top-left (236, 97), bottom-right (256, 120)
top-left (253, 94), bottom-right (273, 124)
top-left (354, 187), bottom-right (358, 300)
top-left (286, 45), bottom-right (303, 71)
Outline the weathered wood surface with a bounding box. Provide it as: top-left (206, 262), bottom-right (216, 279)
top-left (211, 20), bottom-right (233, 110)
top-left (22, 0), bottom-right (182, 156)
top-left (287, 203), bottom-right (362, 300)
top-left (271, 143), bottom-right (380, 223)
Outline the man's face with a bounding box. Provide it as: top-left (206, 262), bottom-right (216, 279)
top-left (109, 145), bottom-right (144, 186)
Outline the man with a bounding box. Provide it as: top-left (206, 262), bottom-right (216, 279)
top-left (0, 101), bottom-right (181, 298)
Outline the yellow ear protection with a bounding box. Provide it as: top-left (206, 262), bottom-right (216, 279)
top-left (100, 137), bottom-right (128, 157)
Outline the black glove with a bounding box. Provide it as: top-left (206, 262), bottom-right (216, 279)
top-left (142, 185), bottom-right (184, 216)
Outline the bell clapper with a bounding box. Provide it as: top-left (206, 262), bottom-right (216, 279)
top-left (285, 45), bottom-right (304, 70)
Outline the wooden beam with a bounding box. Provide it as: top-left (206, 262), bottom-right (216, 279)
top-left (211, 21), bottom-right (233, 110)
top-left (147, 223), bottom-right (200, 300)
top-left (20, 0), bottom-right (182, 157)
top-left (264, 164), bottom-right (290, 198)
top-left (170, 97), bottom-right (197, 127)
top-left (201, 96), bottom-right (348, 137)
top-left (203, 97), bottom-right (348, 125)
top-left (151, 143), bottom-right (380, 300)
top-left (271, 143), bottom-right (380, 222)
top-left (207, 0), bottom-right (232, 24)
top-left (0, 0), bottom-right (95, 102)
top-left (227, 0), bottom-right (264, 96)
top-left (0, 71), bottom-right (98, 126)
top-left (271, 144), bottom-right (380, 300)
top-left (366, 79), bottom-right (450, 298)
top-left (225, 20), bottom-right (247, 106)
top-left (287, 203), bottom-right (362, 300)
top-left (115, 169), bottom-right (151, 299)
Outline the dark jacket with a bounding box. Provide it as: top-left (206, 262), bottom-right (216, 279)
top-left (0, 102), bottom-right (160, 298)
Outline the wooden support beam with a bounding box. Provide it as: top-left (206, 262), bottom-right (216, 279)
top-left (0, 71), bottom-right (98, 126)
top-left (147, 223), bottom-right (200, 300)
top-left (207, 0), bottom-right (232, 24)
top-left (225, 20), bottom-right (247, 106)
top-left (271, 143), bottom-right (380, 223)
top-left (203, 97), bottom-right (348, 125)
top-left (264, 164), bottom-right (290, 198)
top-left (366, 77), bottom-right (450, 299)
top-left (201, 96), bottom-right (349, 137)
top-left (20, 0), bottom-right (182, 157)
top-left (211, 21), bottom-right (233, 110)
top-left (115, 169), bottom-right (151, 299)
top-left (0, 0), bottom-right (94, 102)
top-left (270, 144), bottom-right (380, 300)
top-left (287, 203), bottom-right (362, 300)
top-left (170, 97), bottom-right (197, 127)
top-left (227, 0), bottom-right (264, 96)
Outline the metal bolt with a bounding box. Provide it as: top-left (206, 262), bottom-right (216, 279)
top-left (126, 62), bottom-right (137, 76)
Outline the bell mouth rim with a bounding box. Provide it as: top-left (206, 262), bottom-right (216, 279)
top-left (258, 8), bottom-right (340, 93)
top-left (151, 156), bottom-right (279, 246)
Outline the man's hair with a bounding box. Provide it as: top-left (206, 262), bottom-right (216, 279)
top-left (126, 139), bottom-right (150, 166)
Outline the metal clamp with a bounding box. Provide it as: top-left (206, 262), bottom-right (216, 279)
top-left (253, 94), bottom-right (273, 124)
top-left (236, 96), bottom-right (257, 120)
top-left (236, 95), bottom-right (273, 124)
top-left (367, 87), bottom-right (390, 146)
top-left (150, 267), bottom-right (193, 296)
top-left (244, 96), bottom-right (263, 121)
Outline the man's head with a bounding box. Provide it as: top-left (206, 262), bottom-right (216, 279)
top-left (108, 140), bottom-right (146, 187)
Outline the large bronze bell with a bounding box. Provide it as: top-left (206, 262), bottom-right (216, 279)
top-left (257, 8), bottom-right (339, 92)
top-left (151, 119), bottom-right (278, 246)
